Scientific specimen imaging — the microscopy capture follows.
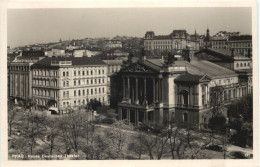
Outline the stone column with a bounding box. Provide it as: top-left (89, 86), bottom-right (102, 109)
top-left (153, 110), bottom-right (156, 125)
top-left (144, 78), bottom-right (147, 105)
top-left (127, 109), bottom-right (130, 123)
top-left (122, 77), bottom-right (125, 100)
top-left (136, 110), bottom-right (139, 125)
top-left (118, 108), bottom-right (122, 120)
top-left (159, 78), bottom-right (162, 103)
top-left (135, 110), bottom-right (138, 125)
top-left (156, 79), bottom-right (159, 102)
top-left (135, 78), bottom-right (139, 104)
top-left (127, 77), bottom-right (130, 100)
top-left (153, 78), bottom-right (156, 103)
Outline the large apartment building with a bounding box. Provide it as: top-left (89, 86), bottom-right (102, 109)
top-left (31, 57), bottom-right (108, 113)
top-left (143, 30), bottom-right (200, 54)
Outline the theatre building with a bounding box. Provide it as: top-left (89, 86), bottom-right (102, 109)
top-left (111, 51), bottom-right (246, 127)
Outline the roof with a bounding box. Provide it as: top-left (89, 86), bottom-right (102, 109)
top-left (32, 57), bottom-right (106, 68)
top-left (145, 59), bottom-right (237, 79)
top-left (153, 35), bottom-right (171, 40)
top-left (103, 60), bottom-right (123, 65)
top-left (175, 73), bottom-right (209, 83)
top-left (195, 48), bottom-right (249, 61)
top-left (229, 35), bottom-right (252, 41)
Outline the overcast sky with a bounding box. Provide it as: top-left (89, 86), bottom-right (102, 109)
top-left (8, 8), bottom-right (252, 48)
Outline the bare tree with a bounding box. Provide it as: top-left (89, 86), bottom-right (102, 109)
top-left (128, 134), bottom-right (146, 159)
top-left (17, 111), bottom-right (48, 155)
top-left (8, 100), bottom-right (18, 136)
top-left (58, 110), bottom-right (89, 153)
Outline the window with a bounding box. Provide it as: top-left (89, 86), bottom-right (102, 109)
top-left (74, 71), bottom-right (76, 76)
top-left (102, 87), bottom-right (104, 93)
top-left (182, 90), bottom-right (189, 107)
top-left (95, 79), bottom-right (97, 84)
top-left (74, 81), bottom-right (76, 86)
top-left (83, 71), bottom-right (85, 75)
top-left (66, 81), bottom-right (69, 86)
top-left (99, 79), bottom-right (101, 84)
top-left (74, 90), bottom-right (76, 96)
top-left (78, 80), bottom-right (81, 85)
top-left (183, 113), bottom-right (188, 122)
top-left (63, 81), bottom-right (66, 87)
top-left (87, 89), bottom-right (89, 95)
top-left (83, 90), bottom-right (85, 95)
top-left (78, 71), bottom-right (80, 75)
top-left (63, 72), bottom-right (66, 76)
top-left (66, 71), bottom-right (69, 76)
top-left (91, 70), bottom-right (93, 75)
top-left (99, 88), bottom-right (101, 93)
top-left (78, 90), bottom-right (81, 96)
top-left (91, 89), bottom-right (93, 95)
top-left (98, 70), bottom-right (101, 74)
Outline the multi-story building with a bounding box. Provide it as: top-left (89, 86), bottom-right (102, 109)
top-left (31, 57), bottom-right (108, 113)
top-left (195, 48), bottom-right (253, 94)
top-left (104, 40), bottom-right (122, 49)
top-left (204, 29), bottom-right (252, 56)
top-left (8, 52), bottom-right (46, 101)
top-left (143, 30), bottom-right (200, 54)
top-left (227, 35), bottom-right (252, 56)
top-left (103, 60), bottom-right (123, 104)
top-left (111, 49), bottom-right (249, 128)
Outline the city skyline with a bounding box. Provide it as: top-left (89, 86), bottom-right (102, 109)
top-left (8, 7), bottom-right (252, 48)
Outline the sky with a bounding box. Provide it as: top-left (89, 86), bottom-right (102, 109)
top-left (7, 8), bottom-right (252, 48)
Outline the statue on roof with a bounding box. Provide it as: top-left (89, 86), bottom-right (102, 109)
top-left (165, 52), bottom-right (175, 66)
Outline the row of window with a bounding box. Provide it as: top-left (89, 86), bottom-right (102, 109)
top-left (9, 65), bottom-right (30, 71)
top-left (71, 78), bottom-right (105, 87)
top-left (229, 42), bottom-right (252, 48)
top-left (33, 79), bottom-right (57, 87)
top-left (33, 89), bottom-right (58, 98)
top-left (72, 87), bottom-right (106, 97)
top-left (33, 70), bottom-right (58, 77)
top-left (68, 68), bottom-right (105, 77)
top-left (236, 62), bottom-right (251, 68)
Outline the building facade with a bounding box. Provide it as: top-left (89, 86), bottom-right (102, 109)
top-left (31, 57), bottom-right (108, 112)
top-left (227, 35), bottom-right (252, 56)
top-left (104, 40), bottom-right (123, 49)
top-left (103, 60), bottom-right (123, 104)
top-left (8, 52), bottom-right (46, 101)
top-left (144, 30), bottom-right (200, 54)
top-left (111, 51), bottom-right (249, 128)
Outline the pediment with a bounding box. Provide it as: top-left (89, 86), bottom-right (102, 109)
top-left (120, 62), bottom-right (158, 73)
top-left (199, 74), bottom-right (211, 82)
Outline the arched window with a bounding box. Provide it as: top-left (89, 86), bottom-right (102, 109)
top-left (181, 90), bottom-right (189, 107)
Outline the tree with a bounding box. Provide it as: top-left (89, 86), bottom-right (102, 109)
top-left (8, 100), bottom-right (18, 136)
top-left (58, 110), bottom-right (90, 153)
top-left (45, 117), bottom-right (60, 155)
top-left (210, 86), bottom-right (225, 117)
top-left (128, 135), bottom-right (146, 159)
top-left (15, 111), bottom-right (48, 155)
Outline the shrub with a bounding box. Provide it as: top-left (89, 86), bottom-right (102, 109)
top-left (101, 118), bottom-right (115, 124)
